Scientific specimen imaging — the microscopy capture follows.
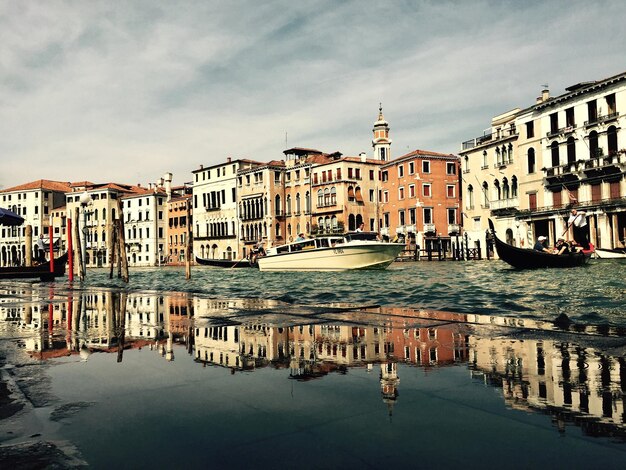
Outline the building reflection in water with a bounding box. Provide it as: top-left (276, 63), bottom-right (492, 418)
top-left (0, 286), bottom-right (624, 440)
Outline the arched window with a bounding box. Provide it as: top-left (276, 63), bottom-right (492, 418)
top-left (295, 193), bottom-right (301, 214)
top-left (286, 195), bottom-right (291, 215)
top-left (551, 141), bottom-right (559, 167)
top-left (511, 176), bottom-right (518, 198)
top-left (330, 187), bottom-right (337, 205)
top-left (318, 217), bottom-right (325, 232)
top-left (324, 188), bottom-right (330, 206)
top-left (482, 150), bottom-right (488, 167)
top-left (607, 126), bottom-right (618, 155)
top-left (467, 185), bottom-right (474, 210)
top-left (527, 148), bottom-right (535, 174)
top-left (275, 223), bottom-right (281, 237)
top-left (464, 155), bottom-right (469, 172)
top-left (508, 143), bottom-right (513, 163)
top-left (495, 147), bottom-right (501, 165)
top-left (482, 182), bottom-right (489, 207)
top-left (502, 177), bottom-right (510, 199)
top-left (305, 191), bottom-right (310, 213)
top-left (317, 190), bottom-right (323, 207)
top-left (348, 214), bottom-right (356, 231)
top-left (275, 195), bottom-right (281, 216)
top-left (566, 136), bottom-right (576, 163)
top-left (589, 131), bottom-right (599, 158)
top-left (494, 179), bottom-right (501, 200)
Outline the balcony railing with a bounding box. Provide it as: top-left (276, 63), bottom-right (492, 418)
top-left (599, 111), bottom-right (619, 123)
top-left (396, 224), bottom-right (416, 234)
top-left (462, 128), bottom-right (517, 151)
top-left (489, 198), bottom-right (519, 211)
top-left (546, 125), bottom-right (575, 139)
top-left (448, 224), bottom-right (460, 235)
top-left (423, 223), bottom-right (436, 234)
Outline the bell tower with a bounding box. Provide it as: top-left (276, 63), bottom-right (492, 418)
top-left (372, 104), bottom-right (392, 161)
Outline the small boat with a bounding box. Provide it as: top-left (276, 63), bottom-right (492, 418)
top-left (594, 247), bottom-right (626, 259)
top-left (257, 232), bottom-right (404, 272)
top-left (195, 255), bottom-right (256, 268)
top-left (488, 219), bottom-right (592, 269)
top-left (0, 252), bottom-right (69, 281)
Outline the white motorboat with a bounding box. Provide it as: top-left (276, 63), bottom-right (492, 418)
top-left (257, 232), bottom-right (404, 272)
top-left (593, 247), bottom-right (626, 259)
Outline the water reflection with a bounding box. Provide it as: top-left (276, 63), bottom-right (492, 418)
top-left (1, 285), bottom-right (625, 442)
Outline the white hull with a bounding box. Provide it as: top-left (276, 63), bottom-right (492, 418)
top-left (258, 242), bottom-right (403, 272)
top-left (594, 248), bottom-right (626, 259)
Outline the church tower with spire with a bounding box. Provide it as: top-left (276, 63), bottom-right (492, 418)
top-left (372, 104), bottom-right (392, 161)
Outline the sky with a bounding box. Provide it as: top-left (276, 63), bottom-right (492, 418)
top-left (2, 0), bottom-right (626, 188)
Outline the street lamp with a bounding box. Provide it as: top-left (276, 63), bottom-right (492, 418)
top-left (79, 191), bottom-right (93, 276)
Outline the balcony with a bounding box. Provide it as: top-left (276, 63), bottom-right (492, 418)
top-left (462, 128), bottom-right (517, 151)
top-left (423, 223), bottom-right (436, 234)
top-left (546, 125), bottom-right (576, 139)
top-left (598, 111), bottom-right (619, 123)
top-left (396, 224), bottom-right (416, 234)
top-left (448, 224), bottom-right (460, 235)
top-left (489, 198), bottom-right (519, 211)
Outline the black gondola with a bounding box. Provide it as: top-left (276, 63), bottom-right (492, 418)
top-left (488, 219), bottom-right (592, 269)
top-left (195, 255), bottom-right (257, 268)
top-left (0, 253), bottom-right (69, 281)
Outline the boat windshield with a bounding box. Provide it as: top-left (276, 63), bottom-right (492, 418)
top-left (343, 232), bottom-right (379, 242)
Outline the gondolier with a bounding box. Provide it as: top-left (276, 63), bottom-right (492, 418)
top-left (567, 209), bottom-right (589, 250)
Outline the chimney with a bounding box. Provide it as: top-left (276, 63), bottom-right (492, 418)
top-left (199, 164), bottom-right (204, 170)
top-left (226, 157), bottom-right (232, 163)
top-left (360, 152), bottom-right (367, 162)
top-left (163, 172), bottom-right (173, 201)
top-left (536, 96), bottom-right (542, 104)
top-left (541, 89), bottom-right (549, 102)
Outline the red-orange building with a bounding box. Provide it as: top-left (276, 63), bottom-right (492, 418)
top-left (166, 186), bottom-right (193, 265)
top-left (380, 150), bottom-right (461, 252)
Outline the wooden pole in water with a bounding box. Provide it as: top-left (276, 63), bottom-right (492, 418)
top-left (74, 208), bottom-right (84, 281)
top-left (49, 219), bottom-right (54, 273)
top-left (67, 218), bottom-right (73, 282)
top-left (185, 235), bottom-right (191, 280)
top-left (108, 221), bottom-right (116, 279)
top-left (117, 202), bottom-right (129, 283)
top-left (25, 225), bottom-right (33, 267)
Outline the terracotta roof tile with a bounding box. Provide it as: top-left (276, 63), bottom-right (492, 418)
top-left (1, 179), bottom-right (73, 193)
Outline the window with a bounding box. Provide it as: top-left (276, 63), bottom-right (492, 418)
top-left (381, 170), bottom-right (388, 182)
top-left (348, 168), bottom-right (353, 179)
top-left (423, 207), bottom-right (433, 224)
top-left (422, 160), bottom-right (430, 173)
top-left (383, 191), bottom-right (389, 203)
top-left (409, 184), bottom-right (415, 198)
top-left (399, 210), bottom-right (405, 226)
top-left (369, 189), bottom-right (375, 202)
top-left (423, 184), bottom-right (431, 197)
top-left (408, 162), bottom-right (415, 174)
top-left (447, 208), bottom-right (457, 224)
top-left (565, 107), bottom-right (575, 127)
top-left (355, 168), bottom-right (361, 179)
top-left (528, 148), bottom-right (536, 173)
top-left (398, 165), bottom-right (404, 177)
top-left (526, 121), bottom-right (534, 138)
top-left (446, 162), bottom-right (456, 175)
top-left (606, 93), bottom-right (616, 114)
top-left (398, 187), bottom-right (405, 200)
top-left (446, 185), bottom-right (455, 198)
top-left (409, 208), bottom-right (416, 224)
top-left (369, 170), bottom-right (375, 180)
top-left (482, 151), bottom-right (488, 168)
top-left (587, 100), bottom-right (597, 123)
top-left (550, 112), bottom-right (558, 134)
top-left (551, 141), bottom-right (559, 167)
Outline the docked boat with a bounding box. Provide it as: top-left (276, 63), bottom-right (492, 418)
top-left (195, 255), bottom-right (257, 268)
top-left (0, 253), bottom-right (68, 281)
top-left (257, 232), bottom-right (404, 272)
top-left (488, 219), bottom-right (592, 269)
top-left (594, 247), bottom-right (626, 259)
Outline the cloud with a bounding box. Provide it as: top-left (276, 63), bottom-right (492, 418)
top-left (1, 0), bottom-right (625, 189)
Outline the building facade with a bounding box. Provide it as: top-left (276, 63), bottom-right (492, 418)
top-left (380, 150), bottom-right (461, 251)
top-left (0, 180), bottom-right (71, 267)
top-left (460, 71), bottom-right (626, 253)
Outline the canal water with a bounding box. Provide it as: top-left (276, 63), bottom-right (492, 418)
top-left (0, 259), bottom-right (625, 468)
